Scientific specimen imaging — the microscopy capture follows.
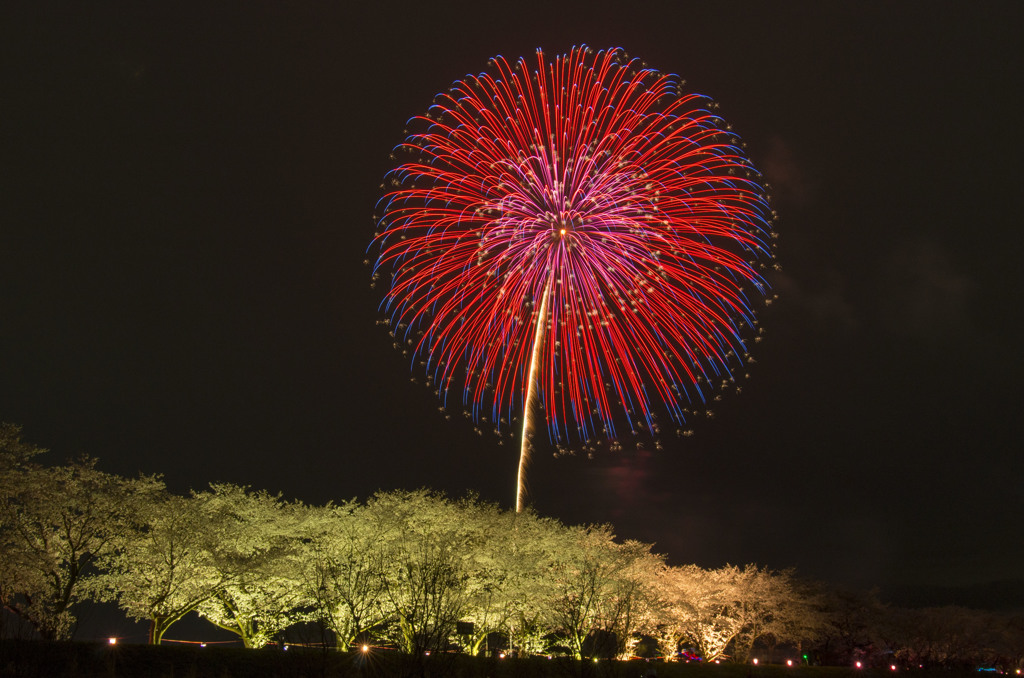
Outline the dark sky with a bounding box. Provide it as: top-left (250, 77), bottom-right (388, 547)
top-left (2, 2), bottom-right (1022, 604)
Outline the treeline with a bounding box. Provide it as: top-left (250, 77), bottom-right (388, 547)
top-left (1, 424), bottom-right (1022, 670)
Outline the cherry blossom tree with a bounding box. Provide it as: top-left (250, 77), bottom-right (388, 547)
top-left (0, 424), bottom-right (161, 640)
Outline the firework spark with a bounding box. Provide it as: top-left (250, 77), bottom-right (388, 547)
top-left (371, 46), bottom-right (776, 511)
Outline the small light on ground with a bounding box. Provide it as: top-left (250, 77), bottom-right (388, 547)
top-left (108, 637), bottom-right (117, 645)
top-left (753, 658), bottom-right (758, 665)
top-left (787, 660), bottom-right (793, 667)
top-left (362, 644), bottom-right (369, 653)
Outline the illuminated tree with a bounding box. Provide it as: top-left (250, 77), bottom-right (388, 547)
top-left (546, 524), bottom-right (662, 659)
top-left (598, 540), bottom-right (665, 659)
top-left (94, 490), bottom-right (239, 644)
top-left (727, 566), bottom-right (827, 662)
top-left (298, 501), bottom-right (392, 650)
top-left (755, 575), bottom-right (828, 661)
top-left (0, 424), bottom-right (161, 640)
top-left (370, 490), bottom-right (475, 655)
top-left (456, 506), bottom-right (565, 656)
top-left (657, 564), bottom-right (747, 661)
top-left (193, 484), bottom-right (307, 648)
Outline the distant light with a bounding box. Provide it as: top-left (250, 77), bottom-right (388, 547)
top-left (362, 644), bottom-right (369, 653)
top-left (499, 652), bottom-right (505, 659)
top-left (425, 651), bottom-right (431, 656)
top-left (715, 660), bottom-right (721, 664)
top-left (890, 665), bottom-right (897, 671)
top-left (283, 645), bottom-right (289, 651)
top-left (593, 658), bottom-right (599, 663)
top-left (787, 660), bottom-right (793, 667)
top-left (200, 643), bottom-right (207, 648)
top-left (108, 637), bottom-right (117, 645)
top-left (856, 662), bottom-right (863, 669)
top-left (753, 658), bottom-right (759, 665)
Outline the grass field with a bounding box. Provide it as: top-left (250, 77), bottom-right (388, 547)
top-left (0, 640), bottom-right (990, 678)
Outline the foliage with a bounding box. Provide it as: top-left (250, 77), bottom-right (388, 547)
top-left (298, 500), bottom-right (392, 650)
top-left (4, 424), bottom-right (1020, 672)
top-left (457, 506), bottom-right (563, 656)
top-left (370, 489), bottom-right (476, 655)
top-left (659, 564), bottom-right (745, 661)
top-left (193, 484), bottom-right (308, 648)
top-left (91, 489), bottom-right (241, 643)
top-left (812, 588), bottom-right (885, 666)
top-left (0, 423), bottom-right (161, 640)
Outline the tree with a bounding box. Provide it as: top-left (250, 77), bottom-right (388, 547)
top-left (455, 506), bottom-right (564, 657)
top-left (991, 613), bottom-right (1024, 672)
top-left (193, 484), bottom-right (307, 648)
top-left (657, 564), bottom-right (747, 662)
top-left (729, 566), bottom-right (826, 663)
top-left (754, 575), bottom-right (829, 661)
top-left (442, 498), bottom-right (515, 657)
top-left (546, 524), bottom-right (661, 659)
top-left (592, 539), bottom-right (665, 659)
top-left (93, 489), bottom-right (239, 644)
top-left (370, 490), bottom-right (474, 655)
top-left (0, 424), bottom-right (161, 640)
top-left (811, 587), bottom-right (885, 666)
top-left (298, 501), bottom-right (392, 650)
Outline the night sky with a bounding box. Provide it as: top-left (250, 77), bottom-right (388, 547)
top-left (3, 2), bottom-right (1022, 606)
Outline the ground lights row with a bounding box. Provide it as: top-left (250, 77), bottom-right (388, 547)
top-left (102, 638), bottom-right (1022, 672)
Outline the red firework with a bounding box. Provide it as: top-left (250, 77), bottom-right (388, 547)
top-left (371, 46), bottom-right (775, 508)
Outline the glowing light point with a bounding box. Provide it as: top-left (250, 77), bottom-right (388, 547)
top-left (108, 637), bottom-right (117, 645)
top-left (787, 660), bottom-right (793, 667)
top-left (753, 658), bottom-right (758, 665)
top-left (856, 661), bottom-right (863, 669)
top-left (362, 644), bottom-right (369, 653)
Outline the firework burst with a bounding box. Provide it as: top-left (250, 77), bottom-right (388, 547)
top-left (371, 46), bottom-right (776, 510)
